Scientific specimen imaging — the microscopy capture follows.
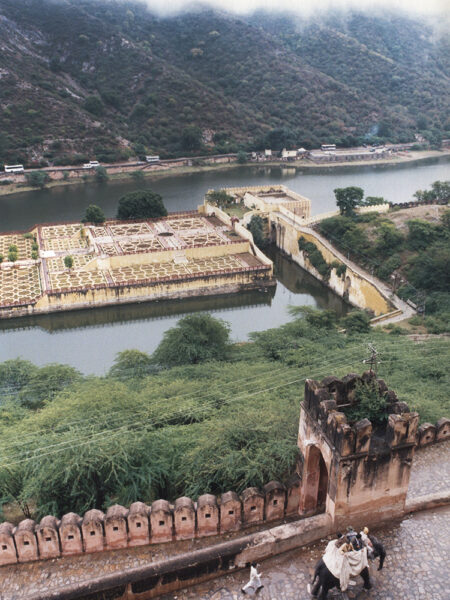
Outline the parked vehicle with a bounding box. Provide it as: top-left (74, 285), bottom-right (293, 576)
top-left (145, 155), bottom-right (160, 163)
top-left (82, 161), bottom-right (101, 169)
top-left (4, 164), bottom-right (25, 173)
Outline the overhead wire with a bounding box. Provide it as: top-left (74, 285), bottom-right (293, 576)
top-left (0, 341), bottom-right (447, 459)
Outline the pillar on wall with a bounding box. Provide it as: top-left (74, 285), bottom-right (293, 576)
top-left (82, 509), bottom-right (105, 553)
top-left (36, 516), bottom-right (61, 559)
top-left (13, 519), bottom-right (39, 563)
top-left (241, 488), bottom-right (264, 525)
top-left (263, 481), bottom-right (286, 521)
top-left (150, 500), bottom-right (173, 543)
top-left (105, 505), bottom-right (129, 550)
top-left (0, 522), bottom-right (17, 566)
top-left (59, 513), bottom-right (83, 556)
top-left (436, 417), bottom-right (450, 441)
top-left (197, 494), bottom-right (219, 537)
top-left (219, 491), bottom-right (242, 532)
top-left (174, 497), bottom-right (196, 540)
top-left (128, 502), bottom-right (151, 547)
top-left (285, 473), bottom-right (302, 516)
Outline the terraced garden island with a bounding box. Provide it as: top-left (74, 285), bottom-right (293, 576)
top-left (0, 210), bottom-right (274, 318)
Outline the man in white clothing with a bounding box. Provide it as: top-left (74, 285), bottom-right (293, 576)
top-left (242, 562), bottom-right (264, 595)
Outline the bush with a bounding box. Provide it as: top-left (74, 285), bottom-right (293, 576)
top-left (83, 96), bottom-right (105, 117)
top-left (340, 311), bottom-right (371, 333)
top-left (25, 171), bottom-right (50, 189)
top-left (237, 150), bottom-right (247, 164)
top-left (82, 204), bottom-right (105, 224)
top-left (109, 350), bottom-right (155, 381)
top-left (64, 255), bottom-right (73, 269)
top-left (344, 380), bottom-right (388, 426)
top-left (152, 314), bottom-right (231, 367)
top-left (407, 219), bottom-right (439, 251)
top-left (116, 190), bottom-right (167, 220)
top-left (247, 215), bottom-right (266, 249)
top-left (298, 237), bottom-right (330, 279)
top-left (94, 166), bottom-right (109, 182)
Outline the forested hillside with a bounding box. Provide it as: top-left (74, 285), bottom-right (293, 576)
top-left (0, 0), bottom-right (448, 165)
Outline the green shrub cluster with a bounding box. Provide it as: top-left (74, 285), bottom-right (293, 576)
top-left (0, 311), bottom-right (448, 518)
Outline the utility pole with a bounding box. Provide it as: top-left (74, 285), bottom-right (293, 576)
top-left (363, 343), bottom-right (378, 376)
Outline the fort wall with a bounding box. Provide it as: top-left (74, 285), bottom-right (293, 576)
top-left (0, 480), bottom-right (302, 567)
top-left (296, 373), bottom-right (448, 529)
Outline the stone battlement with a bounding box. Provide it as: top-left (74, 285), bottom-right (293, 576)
top-left (303, 373), bottom-right (449, 453)
top-left (298, 372), bottom-right (449, 529)
top-left (0, 479), bottom-right (302, 566)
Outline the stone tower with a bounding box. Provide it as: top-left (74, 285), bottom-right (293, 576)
top-left (297, 372), bottom-right (419, 529)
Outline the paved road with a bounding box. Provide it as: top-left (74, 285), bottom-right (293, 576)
top-left (160, 506), bottom-right (450, 600)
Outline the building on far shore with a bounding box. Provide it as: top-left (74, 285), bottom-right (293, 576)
top-left (0, 209), bottom-right (274, 319)
top-left (309, 147), bottom-right (390, 163)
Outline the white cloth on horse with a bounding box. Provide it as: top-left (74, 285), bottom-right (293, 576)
top-left (323, 543), bottom-right (368, 591)
top-left (242, 566), bottom-right (263, 592)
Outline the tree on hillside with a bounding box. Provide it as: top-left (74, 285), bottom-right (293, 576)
top-left (116, 190), bottom-right (167, 220)
top-left (152, 314), bottom-right (231, 367)
top-left (83, 96), bottom-right (105, 117)
top-left (334, 187), bottom-right (364, 216)
top-left (82, 204), bottom-right (105, 224)
top-left (181, 126), bottom-right (202, 151)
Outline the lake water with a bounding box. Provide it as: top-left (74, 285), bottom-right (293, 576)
top-left (0, 157), bottom-right (448, 373)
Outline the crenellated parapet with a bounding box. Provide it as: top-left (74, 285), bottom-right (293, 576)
top-left (302, 371), bottom-right (430, 456)
top-left (298, 371), bottom-right (448, 528)
top-left (0, 480), bottom-right (301, 566)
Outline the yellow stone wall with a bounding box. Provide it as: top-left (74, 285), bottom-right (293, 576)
top-left (104, 241), bottom-right (250, 270)
top-left (32, 269), bottom-right (270, 314)
top-left (275, 223), bottom-right (391, 316)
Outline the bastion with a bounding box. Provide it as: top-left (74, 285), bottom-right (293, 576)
top-left (0, 208), bottom-right (274, 318)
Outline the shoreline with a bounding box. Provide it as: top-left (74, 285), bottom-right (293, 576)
top-left (0, 149), bottom-right (449, 198)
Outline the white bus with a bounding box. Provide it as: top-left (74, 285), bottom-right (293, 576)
top-left (82, 161), bottom-right (100, 169)
top-left (145, 155), bottom-right (160, 163)
top-left (321, 144), bottom-right (336, 152)
top-left (4, 164), bottom-right (25, 173)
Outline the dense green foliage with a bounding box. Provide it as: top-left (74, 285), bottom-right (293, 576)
top-left (334, 187), bottom-right (364, 216)
top-left (344, 380), bottom-right (388, 426)
top-left (0, 311), bottom-right (448, 519)
top-left (24, 171), bottom-right (50, 189)
top-left (298, 236), bottom-right (331, 279)
top-left (82, 204), bottom-right (105, 224)
top-left (318, 187), bottom-right (450, 332)
top-left (247, 215), bottom-right (267, 249)
top-left (63, 255), bottom-right (73, 270)
top-left (0, 0), bottom-right (448, 164)
top-left (116, 190), bottom-right (167, 220)
top-left (152, 314), bottom-right (231, 367)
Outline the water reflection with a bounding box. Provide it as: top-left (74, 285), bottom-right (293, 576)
top-left (0, 251), bottom-right (348, 373)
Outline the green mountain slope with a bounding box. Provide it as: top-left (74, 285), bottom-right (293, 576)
top-left (0, 0), bottom-right (448, 165)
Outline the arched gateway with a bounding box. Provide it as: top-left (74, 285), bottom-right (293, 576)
top-left (297, 372), bottom-right (419, 529)
top-left (300, 444), bottom-right (328, 514)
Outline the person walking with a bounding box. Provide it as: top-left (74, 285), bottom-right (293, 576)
top-left (242, 562), bottom-right (264, 594)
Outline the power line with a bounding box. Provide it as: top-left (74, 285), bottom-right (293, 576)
top-left (0, 350), bottom-right (375, 467)
top-left (0, 342), bottom-right (447, 457)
